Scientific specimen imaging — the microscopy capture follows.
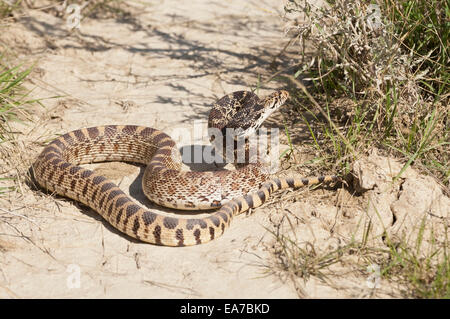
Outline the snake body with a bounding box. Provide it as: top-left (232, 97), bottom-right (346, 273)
top-left (33, 90), bottom-right (338, 246)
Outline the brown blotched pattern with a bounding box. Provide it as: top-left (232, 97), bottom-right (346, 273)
top-left (32, 91), bottom-right (339, 246)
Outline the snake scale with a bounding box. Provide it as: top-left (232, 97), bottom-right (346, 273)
top-left (33, 90), bottom-right (338, 246)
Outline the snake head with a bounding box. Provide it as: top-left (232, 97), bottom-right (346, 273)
top-left (262, 90), bottom-right (290, 110)
top-left (248, 90), bottom-right (289, 133)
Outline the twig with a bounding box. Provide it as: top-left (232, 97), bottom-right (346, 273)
top-left (284, 75), bottom-right (355, 154)
top-left (0, 207), bottom-right (40, 228)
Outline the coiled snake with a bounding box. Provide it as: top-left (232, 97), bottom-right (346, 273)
top-left (33, 90), bottom-right (338, 246)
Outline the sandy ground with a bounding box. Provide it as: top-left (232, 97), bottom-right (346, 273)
top-left (0, 0), bottom-right (448, 299)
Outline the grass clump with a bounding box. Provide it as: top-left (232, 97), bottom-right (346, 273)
top-left (382, 236), bottom-right (450, 298)
top-left (267, 213), bottom-right (449, 298)
top-left (0, 59), bottom-right (35, 142)
top-left (269, 0), bottom-right (450, 298)
top-left (283, 0), bottom-right (449, 185)
top-left (0, 54), bottom-right (37, 195)
top-left (384, 0), bottom-right (449, 97)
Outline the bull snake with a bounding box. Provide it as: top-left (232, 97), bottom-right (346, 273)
top-left (32, 90), bottom-right (338, 246)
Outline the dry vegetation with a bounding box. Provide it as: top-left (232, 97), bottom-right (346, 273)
top-left (282, 0), bottom-right (448, 185)
top-left (271, 0), bottom-right (449, 298)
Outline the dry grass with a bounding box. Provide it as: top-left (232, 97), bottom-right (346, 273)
top-left (265, 0), bottom-right (450, 298)
top-left (282, 0), bottom-right (448, 185)
top-left (267, 211), bottom-right (449, 298)
top-left (0, 53), bottom-right (39, 195)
